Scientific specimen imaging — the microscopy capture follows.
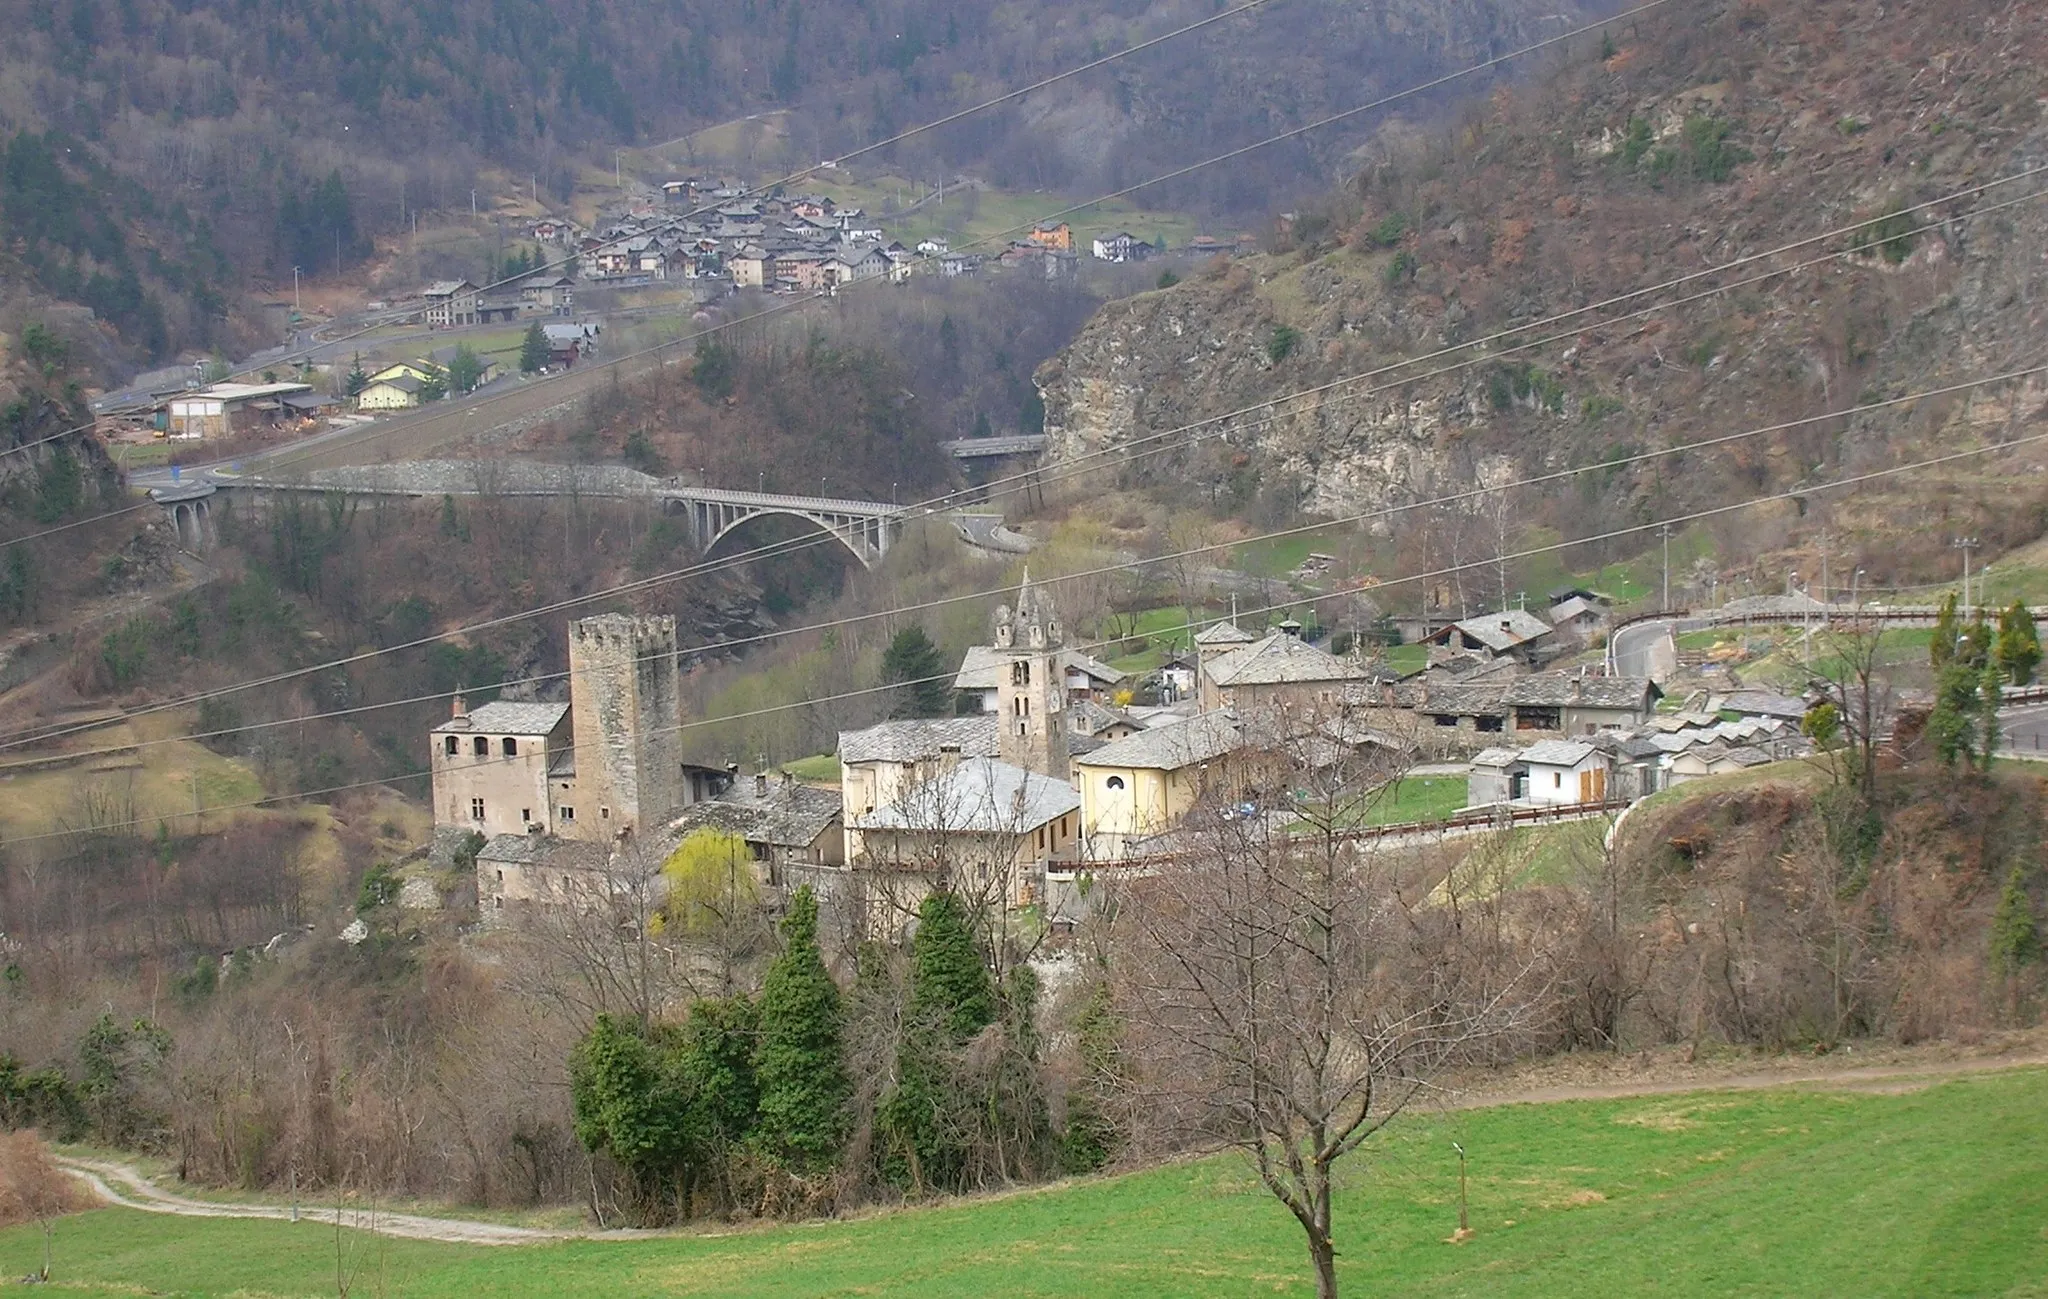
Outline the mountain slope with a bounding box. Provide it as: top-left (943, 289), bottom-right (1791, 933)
top-left (1037, 0), bottom-right (2048, 594)
top-left (0, 0), bottom-right (1596, 364)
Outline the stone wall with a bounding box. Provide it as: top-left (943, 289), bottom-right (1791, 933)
top-left (565, 613), bottom-right (683, 838)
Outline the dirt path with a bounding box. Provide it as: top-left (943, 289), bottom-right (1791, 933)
top-left (55, 1046), bottom-right (2048, 1246)
top-left (55, 1157), bottom-right (569, 1246)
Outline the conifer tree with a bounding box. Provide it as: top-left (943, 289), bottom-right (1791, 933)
top-left (752, 886), bottom-right (849, 1175)
top-left (1996, 600), bottom-right (2041, 685)
top-left (909, 889), bottom-right (994, 1039)
top-left (1991, 864), bottom-right (2040, 978)
top-left (519, 321), bottom-right (549, 374)
top-left (881, 625), bottom-right (950, 718)
top-left (1931, 592), bottom-right (1959, 669)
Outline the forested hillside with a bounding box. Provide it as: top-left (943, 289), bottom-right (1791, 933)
top-left (0, 0), bottom-right (1596, 364)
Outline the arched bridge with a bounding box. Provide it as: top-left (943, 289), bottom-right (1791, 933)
top-left (150, 461), bottom-right (907, 568)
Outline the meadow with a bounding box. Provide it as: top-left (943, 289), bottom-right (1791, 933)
top-left (7, 1067), bottom-right (2046, 1297)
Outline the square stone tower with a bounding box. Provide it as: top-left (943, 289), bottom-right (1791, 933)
top-left (993, 571), bottom-right (1068, 778)
top-left (566, 613), bottom-right (683, 839)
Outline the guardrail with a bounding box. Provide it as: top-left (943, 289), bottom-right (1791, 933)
top-left (1083, 797), bottom-right (1632, 872)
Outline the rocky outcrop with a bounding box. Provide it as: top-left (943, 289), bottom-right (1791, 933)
top-left (1037, 0), bottom-right (2048, 574)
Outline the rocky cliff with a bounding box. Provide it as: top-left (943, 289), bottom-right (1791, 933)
top-left (1038, 0), bottom-right (2048, 585)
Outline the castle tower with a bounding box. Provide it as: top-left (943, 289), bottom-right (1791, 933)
top-left (566, 613), bottom-right (683, 839)
top-left (994, 571), bottom-right (1068, 778)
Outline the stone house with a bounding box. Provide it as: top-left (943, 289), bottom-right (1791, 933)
top-left (1426, 609), bottom-right (1556, 665)
top-left (431, 699), bottom-right (573, 839)
top-left (850, 755), bottom-right (1081, 913)
top-left (838, 716), bottom-right (1000, 857)
top-left (422, 279), bottom-right (479, 327)
top-left (659, 772), bottom-right (845, 893)
top-left (1197, 621), bottom-right (1366, 714)
top-left (475, 834), bottom-right (612, 916)
top-left (1502, 674), bottom-right (1661, 735)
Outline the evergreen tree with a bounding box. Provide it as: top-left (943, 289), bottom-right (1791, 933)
top-left (1931, 592), bottom-right (1959, 669)
top-left (417, 365), bottom-right (448, 402)
top-left (1991, 864), bottom-right (2040, 978)
top-left (445, 343), bottom-right (486, 394)
top-left (752, 886), bottom-right (849, 1175)
top-left (881, 625), bottom-right (950, 718)
top-left (519, 322), bottom-right (549, 374)
top-left (1929, 663), bottom-right (1988, 770)
top-left (1996, 600), bottom-right (2041, 685)
top-left (1059, 980), bottom-right (1122, 1174)
top-left (1961, 611), bottom-right (1994, 670)
top-left (344, 352), bottom-right (368, 397)
top-left (569, 1014), bottom-right (693, 1223)
top-left (909, 889), bottom-right (995, 1039)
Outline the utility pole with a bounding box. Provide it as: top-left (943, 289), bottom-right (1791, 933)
top-left (292, 266), bottom-right (301, 313)
top-left (471, 189), bottom-right (478, 218)
top-left (1820, 526), bottom-right (1830, 627)
top-left (1953, 536), bottom-right (1980, 609)
top-left (1660, 524), bottom-right (1671, 612)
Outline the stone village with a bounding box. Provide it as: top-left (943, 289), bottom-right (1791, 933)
top-left (431, 576), bottom-right (1812, 932)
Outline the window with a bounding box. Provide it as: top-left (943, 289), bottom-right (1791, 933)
top-left (560, 806), bottom-right (575, 821)
top-left (1012, 661), bottom-right (1031, 686)
top-left (496, 870), bottom-right (504, 883)
top-left (521, 808), bottom-right (531, 823)
top-left (1476, 715), bottom-right (1504, 733)
top-left (503, 737), bottom-right (518, 756)
top-left (600, 807), bottom-right (610, 819)
top-left (1553, 772), bottom-right (1562, 789)
top-left (1037, 827), bottom-right (1046, 851)
top-left (1432, 714), bottom-right (1458, 727)
top-left (1106, 775), bottom-right (1126, 791)
top-left (444, 736), bottom-right (458, 756)
top-left (470, 797), bottom-right (486, 820)
top-left (473, 736), bottom-right (490, 756)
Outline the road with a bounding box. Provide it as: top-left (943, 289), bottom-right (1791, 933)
top-left (1610, 617), bottom-right (1683, 679)
top-left (1999, 702), bottom-right (2048, 757)
top-left (56, 1156), bottom-right (573, 1245)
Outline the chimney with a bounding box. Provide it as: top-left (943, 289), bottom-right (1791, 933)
top-left (754, 771), bottom-right (769, 798)
top-left (448, 691), bottom-right (471, 729)
top-left (938, 742), bottom-right (963, 773)
top-left (1278, 617), bottom-right (1302, 640)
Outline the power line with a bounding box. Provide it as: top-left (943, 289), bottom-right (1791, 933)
top-left (11, 362), bottom-right (2041, 771)
top-left (8, 165), bottom-right (2041, 751)
top-left (10, 417), bottom-right (2043, 849)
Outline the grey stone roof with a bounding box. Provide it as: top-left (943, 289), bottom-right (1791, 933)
top-left (1501, 675), bottom-right (1660, 709)
top-left (853, 757), bottom-right (1079, 833)
top-left (838, 716), bottom-right (999, 765)
top-left (1521, 739), bottom-right (1599, 767)
top-left (1067, 698), bottom-right (1138, 737)
top-left (1204, 632), bottom-right (1365, 688)
top-left (435, 701), bottom-right (571, 735)
top-left (475, 834), bottom-right (611, 870)
top-left (1074, 710), bottom-right (1252, 771)
top-left (952, 645), bottom-right (1129, 691)
top-left (1445, 610), bottom-right (1555, 653)
top-left (662, 782), bottom-right (841, 849)
top-left (1193, 621), bottom-right (1257, 646)
top-left (1399, 681), bottom-right (1509, 715)
top-left (1470, 746), bottom-right (1522, 768)
top-left (1718, 690), bottom-right (1809, 720)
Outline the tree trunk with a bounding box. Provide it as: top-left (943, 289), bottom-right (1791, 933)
top-left (1309, 1228), bottom-right (1339, 1299)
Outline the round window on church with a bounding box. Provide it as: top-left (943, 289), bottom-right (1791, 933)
top-left (1105, 776), bottom-right (1126, 791)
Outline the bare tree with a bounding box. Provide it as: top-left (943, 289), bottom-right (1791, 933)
top-left (1811, 616), bottom-right (1894, 804)
top-left (1115, 709), bottom-right (1538, 1298)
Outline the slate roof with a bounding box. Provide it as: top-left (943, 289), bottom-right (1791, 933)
top-left (662, 782), bottom-right (841, 850)
top-left (838, 716), bottom-right (999, 765)
top-left (1399, 681), bottom-right (1509, 715)
top-left (1442, 610), bottom-right (1555, 653)
top-left (1193, 621), bottom-right (1257, 647)
top-left (1470, 746), bottom-right (1523, 768)
top-left (1204, 632), bottom-right (1365, 688)
top-left (435, 701), bottom-right (571, 735)
top-left (951, 645), bottom-right (1129, 691)
top-left (1502, 674), bottom-right (1660, 709)
top-left (1067, 698), bottom-right (1138, 737)
top-left (475, 834), bottom-right (611, 871)
top-left (1074, 710), bottom-right (1252, 771)
top-left (365, 374), bottom-right (424, 395)
top-left (1719, 690), bottom-right (1809, 720)
top-left (853, 757), bottom-right (1080, 834)
top-left (1521, 739), bottom-right (1600, 767)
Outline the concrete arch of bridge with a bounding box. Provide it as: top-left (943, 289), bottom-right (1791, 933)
top-left (685, 503), bottom-right (891, 570)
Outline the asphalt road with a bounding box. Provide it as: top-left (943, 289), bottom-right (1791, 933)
top-left (1999, 702), bottom-right (2048, 757)
top-left (1611, 618), bottom-right (1681, 679)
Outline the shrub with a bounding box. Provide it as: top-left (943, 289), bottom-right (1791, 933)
top-left (1266, 324), bottom-right (1301, 363)
top-left (1384, 249), bottom-right (1418, 287)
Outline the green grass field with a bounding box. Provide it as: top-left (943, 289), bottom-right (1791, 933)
top-left (9, 1068), bottom-right (2047, 1296)
top-left (780, 753), bottom-right (841, 783)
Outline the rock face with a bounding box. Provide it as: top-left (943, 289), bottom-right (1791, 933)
top-left (1037, 0), bottom-right (2048, 576)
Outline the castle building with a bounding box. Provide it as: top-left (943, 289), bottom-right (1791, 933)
top-left (432, 613), bottom-right (699, 854)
